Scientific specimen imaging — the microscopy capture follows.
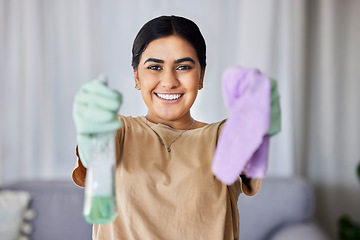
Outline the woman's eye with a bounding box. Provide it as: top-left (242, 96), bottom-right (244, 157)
top-left (176, 65), bottom-right (192, 71)
top-left (147, 65), bottom-right (162, 71)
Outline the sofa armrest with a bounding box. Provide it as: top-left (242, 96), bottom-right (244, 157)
top-left (269, 222), bottom-right (329, 240)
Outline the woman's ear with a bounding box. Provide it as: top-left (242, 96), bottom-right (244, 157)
top-left (199, 68), bottom-right (206, 90)
top-left (133, 67), bottom-right (141, 90)
top-left (198, 81), bottom-right (203, 90)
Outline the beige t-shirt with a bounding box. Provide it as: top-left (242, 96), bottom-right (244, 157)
top-left (72, 115), bottom-right (261, 240)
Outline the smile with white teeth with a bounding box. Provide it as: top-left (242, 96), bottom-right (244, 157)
top-left (156, 93), bottom-right (183, 100)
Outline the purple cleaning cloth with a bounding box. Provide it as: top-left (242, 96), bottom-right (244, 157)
top-left (212, 66), bottom-right (271, 185)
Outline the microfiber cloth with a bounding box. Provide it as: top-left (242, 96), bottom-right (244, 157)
top-left (212, 66), bottom-right (271, 185)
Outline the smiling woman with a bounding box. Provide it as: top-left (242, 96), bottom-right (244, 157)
top-left (72, 15), bottom-right (264, 240)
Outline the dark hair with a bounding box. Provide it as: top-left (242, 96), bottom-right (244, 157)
top-left (132, 15), bottom-right (206, 70)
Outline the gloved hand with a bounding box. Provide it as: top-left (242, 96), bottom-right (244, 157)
top-left (267, 78), bottom-right (281, 136)
top-left (73, 77), bottom-right (122, 167)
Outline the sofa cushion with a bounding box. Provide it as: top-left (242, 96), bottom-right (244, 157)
top-left (0, 190), bottom-right (32, 240)
top-left (268, 222), bottom-right (329, 240)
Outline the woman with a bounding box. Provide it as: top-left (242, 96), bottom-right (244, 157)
top-left (72, 15), bottom-right (265, 240)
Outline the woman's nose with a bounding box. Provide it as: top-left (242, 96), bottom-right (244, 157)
top-left (161, 69), bottom-right (180, 89)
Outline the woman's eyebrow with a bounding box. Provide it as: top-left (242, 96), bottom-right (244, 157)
top-left (174, 57), bottom-right (195, 64)
top-left (144, 58), bottom-right (164, 64)
top-left (144, 57), bottom-right (195, 65)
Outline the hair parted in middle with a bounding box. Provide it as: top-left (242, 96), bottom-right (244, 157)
top-left (131, 15), bottom-right (207, 71)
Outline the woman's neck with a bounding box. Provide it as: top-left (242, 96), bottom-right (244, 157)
top-left (145, 112), bottom-right (195, 130)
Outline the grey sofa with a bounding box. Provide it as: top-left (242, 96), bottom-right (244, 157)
top-left (238, 177), bottom-right (329, 240)
top-left (0, 181), bottom-right (92, 239)
top-left (0, 177), bottom-right (328, 240)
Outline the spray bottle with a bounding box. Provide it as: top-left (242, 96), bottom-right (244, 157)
top-left (83, 74), bottom-right (118, 224)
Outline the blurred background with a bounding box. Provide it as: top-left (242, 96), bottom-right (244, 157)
top-left (0, 0), bottom-right (359, 238)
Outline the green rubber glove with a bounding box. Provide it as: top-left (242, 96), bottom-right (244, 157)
top-left (73, 77), bottom-right (122, 167)
top-left (267, 78), bottom-right (281, 136)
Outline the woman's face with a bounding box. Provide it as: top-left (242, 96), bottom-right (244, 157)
top-left (134, 35), bottom-right (205, 123)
